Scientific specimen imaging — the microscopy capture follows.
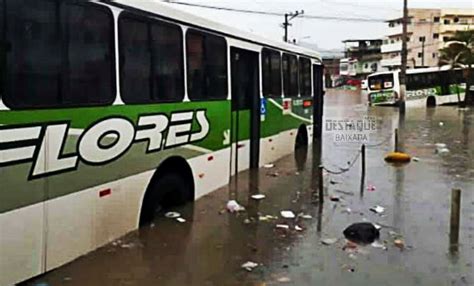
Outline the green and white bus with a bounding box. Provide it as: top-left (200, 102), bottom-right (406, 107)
top-left (0, 1), bottom-right (323, 284)
top-left (367, 67), bottom-right (466, 107)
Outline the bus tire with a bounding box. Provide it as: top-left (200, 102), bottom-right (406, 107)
top-left (139, 169), bottom-right (193, 226)
top-left (295, 125), bottom-right (308, 150)
top-left (427, 96), bottom-right (436, 107)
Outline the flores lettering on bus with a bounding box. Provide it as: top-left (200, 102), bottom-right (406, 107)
top-left (406, 88), bottom-right (437, 99)
top-left (0, 110), bottom-right (209, 179)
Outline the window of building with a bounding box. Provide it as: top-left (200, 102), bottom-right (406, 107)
top-left (186, 29), bottom-right (227, 100)
top-left (119, 14), bottom-right (184, 104)
top-left (419, 36), bottom-right (426, 42)
top-left (298, 57), bottom-right (311, 96)
top-left (454, 17), bottom-right (459, 23)
top-left (282, 53), bottom-right (298, 97)
top-left (261, 48), bottom-right (282, 98)
top-left (433, 33), bottom-right (439, 39)
top-left (3, 0), bottom-right (115, 109)
top-left (418, 52), bottom-right (422, 58)
top-left (434, 16), bottom-right (440, 23)
top-left (443, 36), bottom-right (450, 42)
top-left (444, 19), bottom-right (450, 24)
top-left (432, 53), bottom-right (437, 58)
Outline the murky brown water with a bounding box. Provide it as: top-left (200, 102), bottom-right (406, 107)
top-left (24, 89), bottom-right (473, 286)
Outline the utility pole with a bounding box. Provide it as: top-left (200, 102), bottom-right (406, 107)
top-left (399, 0), bottom-right (408, 114)
top-left (283, 10), bottom-right (304, 42)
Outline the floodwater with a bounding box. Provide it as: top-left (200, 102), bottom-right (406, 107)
top-left (23, 90), bottom-right (473, 286)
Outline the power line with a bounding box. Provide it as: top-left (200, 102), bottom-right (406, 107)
top-left (168, 1), bottom-right (388, 23)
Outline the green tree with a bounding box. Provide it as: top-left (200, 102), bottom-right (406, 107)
top-left (438, 30), bottom-right (474, 106)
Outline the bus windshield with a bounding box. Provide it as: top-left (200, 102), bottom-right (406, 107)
top-left (368, 74), bottom-right (394, 90)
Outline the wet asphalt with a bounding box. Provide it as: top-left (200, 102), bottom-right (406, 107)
top-left (23, 89), bottom-right (474, 286)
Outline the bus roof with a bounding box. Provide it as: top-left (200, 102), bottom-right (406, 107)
top-left (368, 66), bottom-right (456, 78)
top-left (109, 0), bottom-right (321, 60)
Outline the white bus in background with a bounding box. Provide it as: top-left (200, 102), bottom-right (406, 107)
top-left (367, 66), bottom-right (467, 107)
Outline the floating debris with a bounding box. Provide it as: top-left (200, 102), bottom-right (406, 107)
top-left (277, 277), bottom-right (291, 283)
top-left (435, 143), bottom-right (447, 148)
top-left (367, 184), bottom-right (376, 192)
top-left (241, 261), bottom-right (259, 272)
top-left (329, 195), bottom-right (341, 202)
top-left (280, 210), bottom-right (296, 219)
top-left (243, 218), bottom-right (251, 224)
top-left (176, 217), bottom-right (186, 223)
top-left (226, 200), bottom-right (245, 213)
top-left (164, 212), bottom-right (181, 218)
top-left (373, 223), bottom-right (382, 230)
top-left (370, 205), bottom-right (385, 214)
top-left (412, 157), bottom-right (420, 162)
top-left (343, 222), bottom-right (380, 244)
top-left (371, 241), bottom-right (387, 250)
top-left (341, 208), bottom-right (352, 214)
top-left (439, 121), bottom-right (444, 126)
top-left (321, 238), bottom-right (338, 245)
top-left (276, 224), bottom-right (290, 229)
top-left (294, 225), bottom-right (303, 231)
top-left (251, 194), bottom-right (266, 200)
top-left (264, 163), bottom-right (275, 169)
top-left (436, 147), bottom-right (450, 154)
top-left (394, 239), bottom-right (405, 250)
top-left (299, 214), bottom-right (313, 220)
top-left (267, 172), bottom-right (280, 177)
top-left (259, 215), bottom-right (278, 221)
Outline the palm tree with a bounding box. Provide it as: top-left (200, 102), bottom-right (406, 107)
top-left (438, 30), bottom-right (474, 107)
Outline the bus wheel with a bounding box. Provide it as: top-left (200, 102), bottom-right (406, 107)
top-left (139, 170), bottom-right (193, 226)
top-left (427, 96), bottom-right (436, 107)
top-left (295, 125), bottom-right (308, 150)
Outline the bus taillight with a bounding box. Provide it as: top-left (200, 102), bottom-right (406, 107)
top-left (303, 100), bottom-right (312, 107)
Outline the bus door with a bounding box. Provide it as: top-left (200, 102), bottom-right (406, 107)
top-left (230, 47), bottom-right (260, 177)
top-left (312, 64), bottom-right (324, 164)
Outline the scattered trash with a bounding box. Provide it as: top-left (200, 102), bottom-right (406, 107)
top-left (435, 143), bottom-right (447, 148)
top-left (241, 261), bottom-right (259, 272)
top-left (120, 243), bottom-right (135, 249)
top-left (394, 239), bottom-right (405, 250)
top-left (335, 190), bottom-right (354, 196)
top-left (276, 224), bottom-right (290, 229)
top-left (150, 223), bottom-right (156, 228)
top-left (63, 277), bottom-right (72, 281)
top-left (412, 157), bottom-right (420, 162)
top-left (436, 147), bottom-right (450, 154)
top-left (341, 264), bottom-right (356, 272)
top-left (294, 225), bottom-right (303, 231)
top-left (299, 214), bottom-right (313, 220)
top-left (341, 208), bottom-right (352, 214)
top-left (439, 121), bottom-right (444, 126)
top-left (343, 222), bottom-right (380, 244)
top-left (370, 205), bottom-right (385, 214)
top-left (267, 172), bottom-right (280, 177)
top-left (280, 210), bottom-right (296, 219)
top-left (371, 241), bottom-right (387, 250)
top-left (176, 217), bottom-right (186, 223)
top-left (243, 218), bottom-right (251, 224)
top-left (226, 200), bottom-right (245, 213)
top-left (251, 194), bottom-right (266, 200)
top-left (373, 223), bottom-right (382, 230)
top-left (388, 230), bottom-right (401, 238)
top-left (264, 163), bottom-right (275, 168)
top-left (367, 184), bottom-right (376, 192)
top-left (329, 195), bottom-right (341, 202)
top-left (164, 212), bottom-right (181, 218)
top-left (277, 277), bottom-right (291, 283)
top-left (343, 240), bottom-right (358, 250)
top-left (321, 238), bottom-right (338, 245)
top-left (259, 215), bottom-right (278, 221)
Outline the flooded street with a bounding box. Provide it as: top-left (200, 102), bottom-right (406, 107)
top-left (24, 90), bottom-right (473, 286)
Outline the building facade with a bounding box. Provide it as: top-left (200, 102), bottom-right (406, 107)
top-left (381, 8), bottom-right (474, 70)
top-left (339, 39), bottom-right (384, 80)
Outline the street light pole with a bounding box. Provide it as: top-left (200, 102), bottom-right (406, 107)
top-left (283, 10), bottom-right (304, 42)
top-left (399, 0), bottom-right (408, 114)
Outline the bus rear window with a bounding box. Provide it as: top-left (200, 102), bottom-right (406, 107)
top-left (368, 74), bottom-right (394, 90)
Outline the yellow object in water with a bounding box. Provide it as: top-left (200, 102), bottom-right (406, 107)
top-left (384, 152), bottom-right (411, 163)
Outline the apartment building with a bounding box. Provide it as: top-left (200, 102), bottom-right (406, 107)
top-left (339, 39), bottom-right (384, 79)
top-left (381, 8), bottom-right (474, 70)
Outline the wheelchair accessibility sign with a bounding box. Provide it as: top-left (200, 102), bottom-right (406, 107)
top-left (260, 98), bottom-right (267, 121)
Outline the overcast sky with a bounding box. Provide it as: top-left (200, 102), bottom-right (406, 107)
top-left (168, 0), bottom-right (473, 52)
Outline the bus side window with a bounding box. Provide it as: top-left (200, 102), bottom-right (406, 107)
top-left (4, 0), bottom-right (115, 109)
top-left (119, 14), bottom-right (184, 104)
top-left (262, 48), bottom-right (281, 98)
top-left (186, 29), bottom-right (227, 101)
top-left (299, 57), bottom-right (311, 97)
top-left (282, 53), bottom-right (298, 97)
